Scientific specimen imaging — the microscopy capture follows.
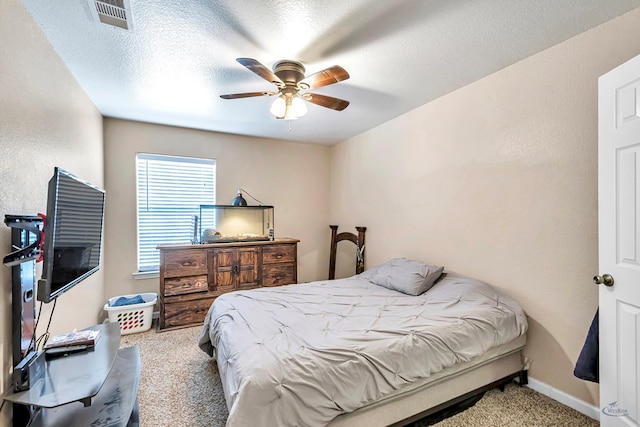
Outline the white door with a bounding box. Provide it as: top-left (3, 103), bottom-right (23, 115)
top-left (598, 54), bottom-right (640, 426)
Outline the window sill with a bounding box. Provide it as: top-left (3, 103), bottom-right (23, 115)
top-left (132, 271), bottom-right (159, 280)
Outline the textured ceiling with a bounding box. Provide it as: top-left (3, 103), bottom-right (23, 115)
top-left (20, 0), bottom-right (640, 145)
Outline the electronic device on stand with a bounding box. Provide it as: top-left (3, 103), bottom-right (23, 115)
top-left (4, 215), bottom-right (46, 388)
top-left (2, 168), bottom-right (140, 427)
top-left (3, 214), bottom-right (47, 423)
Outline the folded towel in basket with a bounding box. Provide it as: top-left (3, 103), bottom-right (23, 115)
top-left (111, 295), bottom-right (145, 307)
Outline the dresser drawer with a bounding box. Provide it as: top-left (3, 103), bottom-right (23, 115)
top-left (263, 264), bottom-right (296, 287)
top-left (163, 275), bottom-right (208, 296)
top-left (162, 297), bottom-right (214, 328)
top-left (163, 250), bottom-right (207, 278)
top-left (262, 245), bottom-right (295, 264)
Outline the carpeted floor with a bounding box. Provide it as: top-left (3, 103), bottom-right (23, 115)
top-left (120, 324), bottom-right (598, 427)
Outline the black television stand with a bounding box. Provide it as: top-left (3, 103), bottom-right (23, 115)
top-left (2, 323), bottom-right (141, 427)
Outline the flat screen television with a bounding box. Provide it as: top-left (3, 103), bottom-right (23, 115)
top-left (37, 167), bottom-right (106, 303)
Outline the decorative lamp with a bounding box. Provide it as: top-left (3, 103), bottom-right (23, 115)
top-left (231, 190), bottom-right (247, 206)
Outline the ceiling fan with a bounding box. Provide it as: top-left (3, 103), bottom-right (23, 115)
top-left (220, 58), bottom-right (350, 120)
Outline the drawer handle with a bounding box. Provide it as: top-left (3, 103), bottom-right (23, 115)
top-left (183, 281), bottom-right (203, 288)
top-left (275, 254), bottom-right (283, 259)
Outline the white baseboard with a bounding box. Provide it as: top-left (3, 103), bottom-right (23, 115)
top-left (526, 377), bottom-right (600, 421)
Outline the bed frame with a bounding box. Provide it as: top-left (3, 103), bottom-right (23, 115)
top-left (329, 225), bottom-right (366, 279)
top-left (325, 225), bottom-right (527, 426)
top-left (327, 339), bottom-right (528, 427)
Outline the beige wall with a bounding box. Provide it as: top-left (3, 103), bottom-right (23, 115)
top-left (102, 119), bottom-right (331, 302)
top-left (0, 1), bottom-right (104, 425)
top-left (330, 8), bottom-right (640, 407)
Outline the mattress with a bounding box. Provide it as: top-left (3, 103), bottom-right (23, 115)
top-left (327, 335), bottom-right (526, 426)
top-left (198, 270), bottom-right (528, 427)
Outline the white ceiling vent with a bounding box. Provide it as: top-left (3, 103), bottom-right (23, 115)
top-left (87, 0), bottom-right (133, 31)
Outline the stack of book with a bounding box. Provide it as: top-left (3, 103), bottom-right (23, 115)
top-left (44, 329), bottom-right (101, 354)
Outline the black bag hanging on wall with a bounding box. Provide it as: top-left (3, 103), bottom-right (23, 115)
top-left (573, 309), bottom-right (599, 383)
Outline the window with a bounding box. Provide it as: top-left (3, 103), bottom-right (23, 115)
top-left (136, 153), bottom-right (216, 272)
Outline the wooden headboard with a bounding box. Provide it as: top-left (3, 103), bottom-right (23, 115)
top-left (329, 225), bottom-right (366, 280)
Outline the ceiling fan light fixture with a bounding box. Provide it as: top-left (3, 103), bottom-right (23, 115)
top-left (270, 95), bottom-right (287, 119)
top-left (281, 98), bottom-right (297, 121)
top-left (270, 94), bottom-right (307, 120)
top-left (291, 96), bottom-right (308, 118)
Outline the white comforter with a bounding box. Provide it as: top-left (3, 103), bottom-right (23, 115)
top-left (198, 271), bottom-right (527, 427)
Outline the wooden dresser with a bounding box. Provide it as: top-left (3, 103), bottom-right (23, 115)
top-left (158, 238), bottom-right (298, 330)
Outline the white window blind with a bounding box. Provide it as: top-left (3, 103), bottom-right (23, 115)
top-left (136, 153), bottom-right (215, 272)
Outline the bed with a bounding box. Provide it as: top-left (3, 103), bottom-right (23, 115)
top-left (198, 258), bottom-right (528, 427)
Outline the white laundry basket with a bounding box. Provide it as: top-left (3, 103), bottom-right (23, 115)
top-left (104, 293), bottom-right (157, 335)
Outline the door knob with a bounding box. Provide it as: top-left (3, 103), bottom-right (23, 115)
top-left (593, 274), bottom-right (614, 287)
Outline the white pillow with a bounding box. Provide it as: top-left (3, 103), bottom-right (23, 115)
top-left (360, 258), bottom-right (444, 296)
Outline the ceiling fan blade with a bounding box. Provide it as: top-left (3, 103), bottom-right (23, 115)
top-left (303, 93), bottom-right (350, 111)
top-left (236, 58), bottom-right (284, 87)
top-left (299, 65), bottom-right (350, 89)
top-left (220, 91), bottom-right (276, 99)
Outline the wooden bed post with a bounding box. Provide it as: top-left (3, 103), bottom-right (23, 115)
top-left (329, 225), bottom-right (367, 280)
top-left (329, 225), bottom-right (339, 280)
top-left (355, 226), bottom-right (366, 274)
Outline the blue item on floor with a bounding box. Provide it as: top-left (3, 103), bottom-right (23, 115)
top-left (111, 295), bottom-right (145, 307)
